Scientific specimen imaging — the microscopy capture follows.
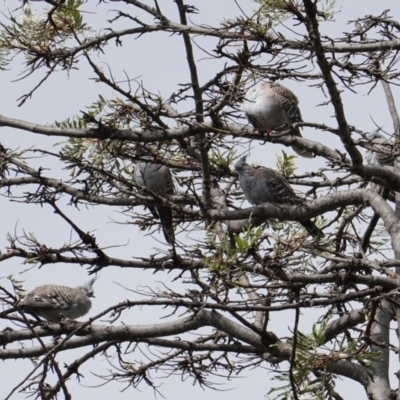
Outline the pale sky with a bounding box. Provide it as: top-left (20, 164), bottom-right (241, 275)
top-left (0, 0), bottom-right (399, 399)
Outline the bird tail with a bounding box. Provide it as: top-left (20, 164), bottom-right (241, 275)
top-left (147, 205), bottom-right (160, 219)
top-left (157, 206), bottom-right (175, 245)
top-left (300, 220), bottom-right (324, 238)
top-left (291, 128), bottom-right (313, 158)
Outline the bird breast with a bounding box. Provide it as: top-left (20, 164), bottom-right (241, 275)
top-left (239, 172), bottom-right (274, 205)
top-left (242, 85), bottom-right (288, 130)
top-left (364, 150), bottom-right (378, 166)
top-left (135, 163), bottom-right (168, 193)
top-left (65, 296), bottom-right (92, 319)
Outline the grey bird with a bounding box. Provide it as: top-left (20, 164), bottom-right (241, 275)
top-left (241, 81), bottom-right (313, 158)
top-left (363, 129), bottom-right (395, 202)
top-left (364, 129), bottom-right (394, 167)
top-left (134, 162), bottom-right (175, 244)
top-left (4, 277), bottom-right (98, 322)
top-left (234, 156), bottom-right (324, 238)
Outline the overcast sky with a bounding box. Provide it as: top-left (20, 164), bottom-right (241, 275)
top-left (0, 0), bottom-right (399, 399)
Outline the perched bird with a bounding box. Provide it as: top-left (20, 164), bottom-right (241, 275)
top-left (363, 129), bottom-right (395, 202)
top-left (134, 162), bottom-right (175, 244)
top-left (364, 129), bottom-right (394, 167)
top-left (234, 156), bottom-right (323, 238)
top-left (354, 21), bottom-right (367, 41)
top-left (241, 81), bottom-right (313, 158)
top-left (5, 277), bottom-right (98, 322)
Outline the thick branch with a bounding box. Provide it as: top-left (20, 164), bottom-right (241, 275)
top-left (211, 189), bottom-right (395, 232)
top-left (368, 300), bottom-right (394, 400)
top-left (323, 309), bottom-right (366, 343)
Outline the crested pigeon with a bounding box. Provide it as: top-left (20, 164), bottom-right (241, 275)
top-left (363, 129), bottom-right (395, 202)
top-left (234, 156), bottom-right (323, 238)
top-left (242, 81), bottom-right (313, 158)
top-left (134, 162), bottom-right (175, 244)
top-left (364, 129), bottom-right (394, 167)
top-left (3, 277), bottom-right (98, 322)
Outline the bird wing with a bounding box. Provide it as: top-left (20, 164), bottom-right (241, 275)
top-left (269, 82), bottom-right (303, 124)
top-left (259, 168), bottom-right (323, 238)
top-left (259, 167), bottom-right (298, 202)
top-left (371, 139), bottom-right (394, 166)
top-left (157, 166), bottom-right (175, 244)
top-left (20, 285), bottom-right (78, 310)
top-left (364, 131), bottom-right (395, 166)
top-left (163, 166), bottom-right (175, 196)
top-left (269, 82), bottom-right (313, 157)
